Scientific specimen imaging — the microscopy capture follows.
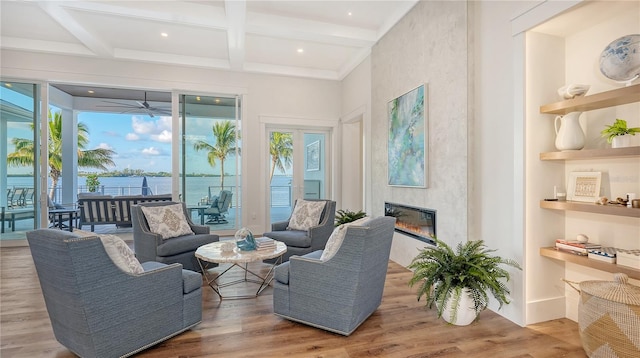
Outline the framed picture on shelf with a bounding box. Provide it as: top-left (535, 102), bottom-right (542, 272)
top-left (567, 171), bottom-right (602, 202)
top-left (306, 140), bottom-right (320, 171)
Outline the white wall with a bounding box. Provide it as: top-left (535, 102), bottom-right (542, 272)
top-left (340, 56), bottom-right (371, 213)
top-left (0, 50), bottom-right (342, 234)
top-left (371, 1), bottom-right (470, 269)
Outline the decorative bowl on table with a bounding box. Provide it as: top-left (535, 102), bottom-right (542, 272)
top-left (599, 34), bottom-right (640, 85)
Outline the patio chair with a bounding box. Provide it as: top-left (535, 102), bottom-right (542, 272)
top-left (204, 190), bottom-right (232, 224)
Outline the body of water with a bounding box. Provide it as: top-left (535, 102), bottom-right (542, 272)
top-left (7, 175), bottom-right (293, 207)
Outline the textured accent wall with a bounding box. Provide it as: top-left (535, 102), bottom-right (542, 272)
top-left (371, 1), bottom-right (469, 265)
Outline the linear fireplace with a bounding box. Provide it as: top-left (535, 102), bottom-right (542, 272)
top-left (384, 202), bottom-right (436, 245)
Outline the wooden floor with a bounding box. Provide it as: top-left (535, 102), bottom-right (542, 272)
top-left (0, 245), bottom-right (587, 358)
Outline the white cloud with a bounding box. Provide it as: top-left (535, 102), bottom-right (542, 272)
top-left (151, 129), bottom-right (172, 143)
top-left (96, 143), bottom-right (113, 150)
top-left (142, 147), bottom-right (161, 155)
top-left (126, 133), bottom-right (140, 141)
top-left (131, 116), bottom-right (172, 143)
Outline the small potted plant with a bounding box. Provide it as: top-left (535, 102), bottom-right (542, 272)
top-left (601, 119), bottom-right (640, 148)
top-left (408, 238), bottom-right (521, 325)
top-left (335, 209), bottom-right (366, 226)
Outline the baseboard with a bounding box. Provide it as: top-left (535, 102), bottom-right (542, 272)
top-left (526, 296), bottom-right (566, 324)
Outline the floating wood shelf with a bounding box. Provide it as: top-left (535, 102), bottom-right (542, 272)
top-left (539, 200), bottom-right (640, 218)
top-left (540, 84), bottom-right (640, 115)
top-left (540, 247), bottom-right (640, 280)
top-left (539, 146), bottom-right (640, 160)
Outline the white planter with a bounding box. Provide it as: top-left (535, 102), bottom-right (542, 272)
top-left (438, 288), bottom-right (479, 326)
top-left (611, 135), bottom-right (632, 148)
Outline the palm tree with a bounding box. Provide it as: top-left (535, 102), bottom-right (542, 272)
top-left (269, 132), bottom-right (293, 182)
top-left (193, 120), bottom-right (241, 190)
top-left (7, 110), bottom-right (116, 199)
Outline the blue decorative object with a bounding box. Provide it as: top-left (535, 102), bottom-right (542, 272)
top-left (235, 227), bottom-right (257, 251)
top-left (600, 34), bottom-right (640, 85)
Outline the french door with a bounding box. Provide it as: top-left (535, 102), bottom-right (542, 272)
top-left (267, 128), bottom-right (329, 224)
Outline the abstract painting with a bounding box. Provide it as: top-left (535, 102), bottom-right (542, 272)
top-left (388, 84), bottom-right (427, 187)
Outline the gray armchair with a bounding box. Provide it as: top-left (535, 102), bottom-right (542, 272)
top-left (263, 199), bottom-right (336, 262)
top-left (26, 229), bottom-right (202, 358)
top-left (132, 201), bottom-right (219, 272)
top-left (272, 216), bottom-right (396, 335)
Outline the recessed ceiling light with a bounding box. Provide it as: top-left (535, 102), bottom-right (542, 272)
top-left (215, 98), bottom-right (220, 103)
top-left (161, 32), bottom-right (168, 37)
top-left (348, 12), bottom-right (352, 16)
top-left (5, 83), bottom-right (12, 88)
top-left (88, 90), bottom-right (94, 94)
top-left (196, 96), bottom-right (201, 101)
top-left (297, 48), bottom-right (304, 53)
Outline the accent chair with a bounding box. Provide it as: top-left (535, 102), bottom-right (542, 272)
top-left (131, 201), bottom-right (219, 272)
top-left (26, 228), bottom-right (202, 358)
top-left (272, 216), bottom-right (396, 335)
top-left (263, 199), bottom-right (336, 262)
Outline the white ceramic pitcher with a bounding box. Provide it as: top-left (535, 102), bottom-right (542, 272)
top-left (554, 112), bottom-right (585, 151)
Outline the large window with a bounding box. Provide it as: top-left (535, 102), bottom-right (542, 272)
top-left (180, 94), bottom-right (242, 233)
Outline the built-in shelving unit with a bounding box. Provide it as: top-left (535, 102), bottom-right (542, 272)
top-left (540, 146), bottom-right (640, 161)
top-left (539, 200), bottom-right (640, 218)
top-left (539, 84), bottom-right (640, 115)
top-left (538, 83), bottom-right (640, 281)
top-left (540, 247), bottom-right (640, 280)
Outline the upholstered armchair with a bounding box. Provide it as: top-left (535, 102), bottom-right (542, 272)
top-left (272, 216), bottom-right (396, 335)
top-left (26, 229), bottom-right (203, 358)
top-left (263, 199), bottom-right (336, 262)
top-left (131, 201), bottom-right (219, 272)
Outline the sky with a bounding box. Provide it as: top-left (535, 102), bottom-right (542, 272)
top-left (2, 86), bottom-right (241, 175)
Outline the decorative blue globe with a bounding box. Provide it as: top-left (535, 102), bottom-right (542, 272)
top-left (600, 34), bottom-right (640, 84)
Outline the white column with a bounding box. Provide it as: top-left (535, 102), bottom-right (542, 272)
top-left (61, 108), bottom-right (78, 205)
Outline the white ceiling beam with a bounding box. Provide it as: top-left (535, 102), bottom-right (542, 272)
top-left (114, 49), bottom-right (230, 70)
top-left (37, 1), bottom-right (113, 57)
top-left (225, 0), bottom-right (247, 71)
top-left (56, 1), bottom-right (228, 30)
top-left (247, 11), bottom-right (377, 47)
top-left (0, 37), bottom-right (95, 56)
top-left (243, 62), bottom-right (339, 81)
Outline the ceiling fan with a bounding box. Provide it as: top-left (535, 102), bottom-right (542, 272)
top-left (97, 92), bottom-right (171, 117)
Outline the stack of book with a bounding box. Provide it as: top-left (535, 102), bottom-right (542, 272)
top-left (255, 237), bottom-right (276, 251)
top-left (587, 247), bottom-right (617, 263)
top-left (555, 239), bottom-right (601, 256)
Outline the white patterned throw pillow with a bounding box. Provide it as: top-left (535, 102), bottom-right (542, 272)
top-left (320, 217), bottom-right (370, 262)
top-left (140, 204), bottom-right (194, 239)
top-left (99, 234), bottom-right (144, 274)
top-left (287, 200), bottom-right (327, 231)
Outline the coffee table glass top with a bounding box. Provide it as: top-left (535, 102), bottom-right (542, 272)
top-left (195, 240), bottom-right (287, 264)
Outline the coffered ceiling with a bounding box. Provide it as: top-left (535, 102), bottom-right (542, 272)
top-left (0, 0), bottom-right (419, 81)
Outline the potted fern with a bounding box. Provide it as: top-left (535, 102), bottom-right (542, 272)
top-left (335, 209), bottom-right (366, 226)
top-left (601, 118), bottom-right (640, 148)
top-left (408, 238), bottom-right (521, 325)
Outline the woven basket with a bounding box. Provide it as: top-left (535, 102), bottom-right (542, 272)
top-left (566, 273), bottom-right (640, 358)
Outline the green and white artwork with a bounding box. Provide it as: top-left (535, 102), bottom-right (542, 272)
top-left (387, 84), bottom-right (426, 187)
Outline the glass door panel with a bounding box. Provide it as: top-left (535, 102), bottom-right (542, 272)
top-left (1, 81), bottom-right (40, 240)
top-left (180, 94), bottom-right (241, 233)
top-left (268, 129), bottom-right (328, 224)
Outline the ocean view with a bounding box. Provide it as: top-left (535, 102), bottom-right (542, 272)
top-left (7, 175), bottom-right (293, 207)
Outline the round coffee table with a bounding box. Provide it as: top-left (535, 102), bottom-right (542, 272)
top-left (195, 240), bottom-right (287, 300)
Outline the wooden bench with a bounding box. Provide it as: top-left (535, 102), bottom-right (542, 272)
top-left (1, 207), bottom-right (35, 233)
top-left (77, 194), bottom-right (172, 231)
